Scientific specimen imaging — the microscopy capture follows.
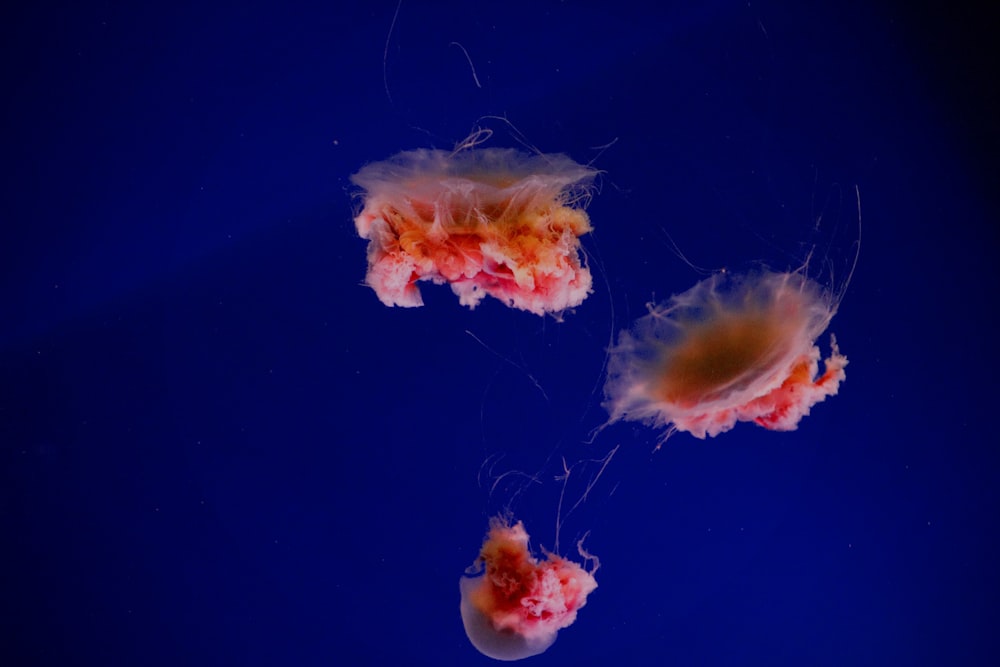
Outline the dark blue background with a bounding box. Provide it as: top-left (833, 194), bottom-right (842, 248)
top-left (3, 1), bottom-right (997, 665)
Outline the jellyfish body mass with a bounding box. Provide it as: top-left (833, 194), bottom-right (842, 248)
top-left (604, 270), bottom-right (847, 439)
top-left (351, 148), bottom-right (597, 315)
top-left (460, 517), bottom-right (598, 661)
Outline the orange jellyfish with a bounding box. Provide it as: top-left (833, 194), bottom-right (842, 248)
top-left (350, 147), bottom-right (597, 315)
top-left (460, 517), bottom-right (598, 661)
top-left (603, 269), bottom-right (848, 439)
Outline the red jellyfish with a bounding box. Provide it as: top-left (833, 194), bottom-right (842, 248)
top-left (350, 147), bottom-right (598, 315)
top-left (460, 517), bottom-right (598, 661)
top-left (603, 269), bottom-right (848, 439)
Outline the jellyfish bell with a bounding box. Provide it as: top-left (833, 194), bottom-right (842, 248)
top-left (460, 517), bottom-right (598, 661)
top-left (603, 266), bottom-right (849, 440)
top-left (350, 146), bottom-right (598, 316)
top-left (459, 575), bottom-right (556, 662)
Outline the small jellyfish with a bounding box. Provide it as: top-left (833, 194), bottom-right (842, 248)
top-left (460, 517), bottom-right (598, 661)
top-left (603, 269), bottom-right (847, 439)
top-left (350, 147), bottom-right (597, 315)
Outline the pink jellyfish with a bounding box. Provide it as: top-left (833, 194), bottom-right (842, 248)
top-left (350, 147), bottom-right (597, 316)
top-left (460, 517), bottom-right (598, 661)
top-left (603, 269), bottom-right (848, 439)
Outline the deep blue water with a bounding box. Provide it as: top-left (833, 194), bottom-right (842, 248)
top-left (3, 1), bottom-right (997, 665)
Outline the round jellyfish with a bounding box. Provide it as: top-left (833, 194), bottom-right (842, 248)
top-left (350, 147), bottom-right (598, 316)
top-left (460, 517), bottom-right (598, 661)
top-left (603, 269), bottom-right (847, 439)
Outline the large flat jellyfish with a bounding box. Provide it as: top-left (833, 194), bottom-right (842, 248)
top-left (603, 269), bottom-right (848, 439)
top-left (460, 517), bottom-right (598, 661)
top-left (350, 147), bottom-right (598, 316)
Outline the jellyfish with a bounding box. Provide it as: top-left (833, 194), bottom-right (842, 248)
top-left (350, 147), bottom-right (598, 315)
top-left (460, 517), bottom-right (598, 661)
top-left (603, 269), bottom-right (848, 439)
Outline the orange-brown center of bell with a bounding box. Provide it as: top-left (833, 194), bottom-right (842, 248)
top-left (654, 312), bottom-right (783, 406)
